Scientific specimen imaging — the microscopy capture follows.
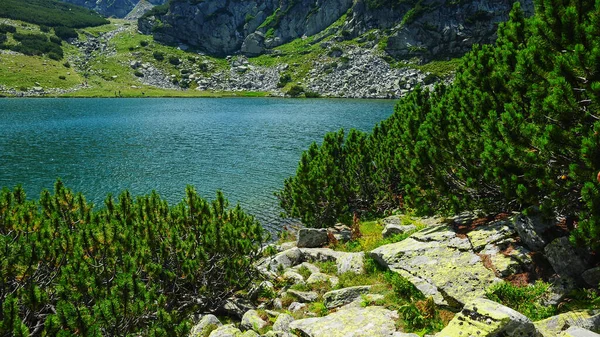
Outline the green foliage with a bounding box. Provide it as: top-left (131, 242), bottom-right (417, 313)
top-left (277, 73), bottom-right (292, 88)
top-left (278, 0), bottom-right (600, 253)
top-left (0, 24), bottom-right (16, 34)
top-left (0, 182), bottom-right (266, 336)
top-left (141, 3), bottom-right (170, 19)
top-left (153, 51), bottom-right (165, 61)
top-left (10, 32), bottom-right (63, 59)
top-left (54, 26), bottom-right (78, 40)
top-left (168, 56), bottom-right (181, 65)
top-left (486, 281), bottom-right (557, 321)
top-left (286, 85), bottom-right (305, 98)
top-left (0, 0), bottom-right (108, 28)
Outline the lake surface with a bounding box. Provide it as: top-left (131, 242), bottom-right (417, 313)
top-left (0, 98), bottom-right (395, 231)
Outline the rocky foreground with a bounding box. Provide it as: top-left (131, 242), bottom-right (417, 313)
top-left (190, 213), bottom-right (600, 337)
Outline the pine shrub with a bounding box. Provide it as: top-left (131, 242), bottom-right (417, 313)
top-left (0, 182), bottom-right (266, 336)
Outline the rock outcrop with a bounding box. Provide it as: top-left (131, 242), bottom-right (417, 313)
top-left (289, 306), bottom-right (399, 337)
top-left (438, 298), bottom-right (538, 337)
top-left (138, 0), bottom-right (533, 61)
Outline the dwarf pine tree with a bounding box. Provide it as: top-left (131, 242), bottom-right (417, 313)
top-left (278, 0), bottom-right (600, 252)
top-left (0, 181), bottom-right (266, 337)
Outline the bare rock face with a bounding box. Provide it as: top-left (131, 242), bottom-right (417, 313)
top-left (138, 0), bottom-right (533, 61)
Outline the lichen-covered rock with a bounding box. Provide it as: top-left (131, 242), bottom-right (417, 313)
top-left (272, 313), bottom-right (294, 332)
top-left (300, 248), bottom-right (341, 262)
top-left (287, 289), bottom-right (318, 303)
top-left (307, 272), bottom-right (338, 287)
top-left (208, 324), bottom-right (243, 337)
top-left (261, 247), bottom-right (303, 272)
top-left (336, 252), bottom-right (364, 274)
top-left (382, 224), bottom-right (416, 238)
top-left (221, 297), bottom-right (255, 319)
top-left (534, 310), bottom-right (600, 336)
top-left (323, 286), bottom-right (372, 309)
top-left (394, 268), bottom-right (447, 306)
top-left (189, 314), bottom-right (222, 337)
top-left (558, 327), bottom-right (600, 337)
top-left (544, 237), bottom-right (587, 278)
top-left (438, 298), bottom-right (538, 337)
top-left (288, 302), bottom-right (307, 313)
top-left (263, 331), bottom-right (295, 337)
top-left (392, 333), bottom-right (420, 337)
top-left (289, 306), bottom-right (398, 337)
top-left (293, 262), bottom-right (320, 275)
top-left (297, 228), bottom-right (329, 248)
top-left (240, 331), bottom-right (260, 337)
top-left (282, 270), bottom-right (305, 284)
top-left (466, 220), bottom-right (515, 251)
top-left (370, 235), bottom-right (497, 307)
top-left (240, 310), bottom-right (268, 332)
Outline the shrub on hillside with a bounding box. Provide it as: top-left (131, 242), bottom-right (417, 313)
top-left (0, 23), bottom-right (16, 34)
top-left (286, 85), bottom-right (305, 98)
top-left (153, 51), bottom-right (165, 61)
top-left (54, 26), bottom-right (78, 40)
top-left (0, 182), bottom-right (266, 336)
top-left (11, 32), bottom-right (63, 59)
top-left (168, 55), bottom-right (181, 65)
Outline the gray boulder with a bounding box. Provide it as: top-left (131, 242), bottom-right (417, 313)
top-left (289, 306), bottom-right (398, 337)
top-left (323, 286), bottom-right (372, 309)
top-left (221, 297), bottom-right (255, 319)
top-left (336, 252), bottom-right (364, 274)
top-left (535, 310), bottom-right (600, 336)
top-left (297, 228), bottom-right (329, 248)
top-left (437, 298), bottom-right (537, 337)
top-left (559, 327), bottom-right (600, 337)
top-left (583, 267), bottom-right (600, 287)
top-left (513, 214), bottom-right (555, 251)
top-left (241, 32), bottom-right (265, 57)
top-left (189, 314), bottom-right (222, 337)
top-left (544, 237), bottom-right (587, 278)
top-left (382, 223), bottom-right (416, 238)
top-left (287, 289), bottom-right (318, 303)
top-left (261, 247), bottom-right (303, 272)
top-left (240, 310), bottom-right (268, 332)
top-left (288, 302), bottom-right (307, 313)
top-left (272, 313), bottom-right (294, 332)
top-left (208, 324), bottom-right (243, 337)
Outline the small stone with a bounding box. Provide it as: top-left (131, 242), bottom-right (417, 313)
top-left (287, 289), bottom-right (318, 303)
top-left (240, 310), bottom-right (268, 332)
top-left (272, 313), bottom-right (294, 332)
top-left (288, 302), bottom-right (307, 313)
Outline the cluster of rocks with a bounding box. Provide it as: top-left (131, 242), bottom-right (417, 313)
top-left (185, 212), bottom-right (600, 337)
top-left (306, 45), bottom-right (434, 99)
top-left (130, 60), bottom-right (179, 89)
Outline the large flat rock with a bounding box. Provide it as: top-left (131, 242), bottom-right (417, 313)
top-left (370, 227), bottom-right (498, 307)
top-left (289, 306), bottom-right (398, 337)
top-left (438, 298), bottom-right (537, 337)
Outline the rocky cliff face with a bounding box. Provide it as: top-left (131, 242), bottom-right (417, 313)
top-left (139, 0), bottom-right (533, 60)
top-left (60, 0), bottom-right (167, 18)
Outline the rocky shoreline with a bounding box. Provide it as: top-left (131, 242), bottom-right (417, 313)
top-left (190, 212), bottom-right (600, 337)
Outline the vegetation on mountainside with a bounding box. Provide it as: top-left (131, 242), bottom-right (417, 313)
top-left (0, 0), bottom-right (108, 28)
top-left (277, 0), bottom-right (600, 254)
top-left (0, 182), bottom-right (266, 337)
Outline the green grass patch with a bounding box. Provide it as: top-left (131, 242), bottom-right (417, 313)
top-left (486, 281), bottom-right (557, 321)
top-left (0, 53), bottom-right (82, 90)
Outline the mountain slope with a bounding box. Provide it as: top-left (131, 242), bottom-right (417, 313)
top-left (139, 0), bottom-right (534, 61)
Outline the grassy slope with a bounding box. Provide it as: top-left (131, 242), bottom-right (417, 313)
top-left (0, 10), bottom-right (459, 97)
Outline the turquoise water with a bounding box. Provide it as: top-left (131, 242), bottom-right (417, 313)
top-left (0, 98), bottom-right (395, 231)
